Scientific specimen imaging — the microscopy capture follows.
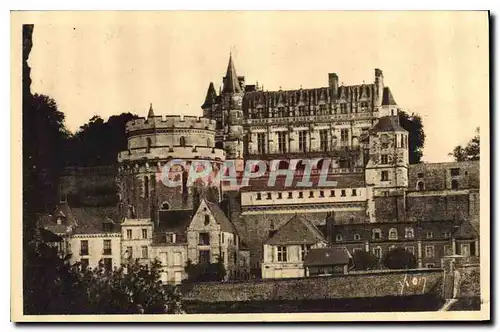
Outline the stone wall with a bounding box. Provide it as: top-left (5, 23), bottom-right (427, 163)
top-left (181, 269), bottom-right (443, 302)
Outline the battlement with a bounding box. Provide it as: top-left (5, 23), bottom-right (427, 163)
top-left (125, 115), bottom-right (217, 133)
top-left (118, 145), bottom-right (226, 163)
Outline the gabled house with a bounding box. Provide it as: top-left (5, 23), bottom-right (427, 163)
top-left (304, 247), bottom-right (352, 276)
top-left (262, 215), bottom-right (327, 279)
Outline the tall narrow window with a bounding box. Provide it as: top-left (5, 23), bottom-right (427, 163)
top-left (300, 244), bottom-right (311, 261)
top-left (340, 103), bottom-right (347, 114)
top-left (381, 170), bottom-right (389, 181)
top-left (144, 176), bottom-right (149, 198)
top-left (278, 132), bottom-right (287, 153)
top-left (298, 131), bottom-right (307, 152)
top-left (451, 179), bottom-right (459, 190)
top-left (381, 154), bottom-right (388, 164)
top-left (340, 128), bottom-right (349, 145)
top-left (126, 229), bottom-right (132, 239)
top-left (80, 240), bottom-right (89, 256)
top-left (141, 246), bottom-right (148, 259)
top-left (142, 228), bottom-right (148, 239)
top-left (146, 137), bottom-right (152, 153)
top-left (179, 136), bottom-right (186, 147)
top-left (103, 239), bottom-right (112, 255)
top-left (278, 107), bottom-right (286, 117)
top-left (277, 246), bottom-right (287, 262)
top-left (257, 133), bottom-right (266, 154)
top-left (298, 106), bottom-right (306, 116)
top-left (320, 129), bottom-right (329, 151)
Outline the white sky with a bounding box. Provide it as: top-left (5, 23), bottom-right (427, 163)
top-left (28, 11), bottom-right (489, 162)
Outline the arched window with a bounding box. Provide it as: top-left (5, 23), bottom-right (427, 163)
top-left (146, 137), bottom-right (152, 153)
top-left (372, 228), bottom-right (382, 240)
top-left (451, 179), bottom-right (459, 190)
top-left (144, 176), bottom-right (149, 198)
top-left (160, 202), bottom-right (170, 210)
top-left (335, 234), bottom-right (343, 242)
top-left (353, 233), bottom-right (361, 241)
top-left (405, 227), bottom-right (414, 239)
top-left (388, 228), bottom-right (398, 240)
top-left (417, 181), bottom-right (425, 191)
top-left (179, 136), bottom-right (186, 147)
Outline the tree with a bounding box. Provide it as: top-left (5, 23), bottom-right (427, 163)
top-left (398, 110), bottom-right (425, 164)
top-left (449, 127), bottom-right (480, 162)
top-left (184, 258), bottom-right (226, 282)
top-left (382, 247), bottom-right (417, 269)
top-left (352, 250), bottom-right (379, 271)
top-left (24, 237), bottom-right (184, 314)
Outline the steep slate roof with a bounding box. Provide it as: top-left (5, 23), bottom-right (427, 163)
top-left (382, 86), bottom-right (397, 105)
top-left (372, 116), bottom-right (405, 132)
top-left (206, 200), bottom-right (237, 233)
top-left (147, 103), bottom-right (155, 118)
top-left (266, 214), bottom-right (326, 245)
top-left (222, 55), bottom-right (242, 94)
top-left (453, 220), bottom-right (478, 240)
top-left (304, 247), bottom-right (351, 267)
top-left (201, 82), bottom-right (217, 108)
top-left (154, 209), bottom-right (193, 245)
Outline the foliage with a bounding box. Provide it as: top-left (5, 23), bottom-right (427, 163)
top-left (398, 110), bottom-right (426, 164)
top-left (352, 250), bottom-right (379, 271)
top-left (382, 247), bottom-right (417, 269)
top-left (449, 127), bottom-right (480, 162)
top-left (185, 258), bottom-right (226, 282)
top-left (65, 113), bottom-right (139, 167)
top-left (23, 237), bottom-right (183, 315)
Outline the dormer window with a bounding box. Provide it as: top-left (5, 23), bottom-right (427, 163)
top-left (372, 228), bottom-right (382, 240)
top-left (56, 217), bottom-right (63, 225)
top-left (335, 234), bottom-right (343, 242)
top-left (103, 222), bottom-right (113, 233)
top-left (166, 233), bottom-right (175, 244)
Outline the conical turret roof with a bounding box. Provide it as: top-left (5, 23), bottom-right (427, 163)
top-left (201, 82), bottom-right (217, 108)
top-left (147, 103), bottom-right (155, 118)
top-left (222, 54), bottom-right (242, 94)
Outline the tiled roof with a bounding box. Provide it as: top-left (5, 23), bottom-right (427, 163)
top-left (372, 116), bottom-right (405, 132)
top-left (206, 200), bottom-right (237, 234)
top-left (382, 87), bottom-right (397, 105)
top-left (266, 214), bottom-right (326, 245)
top-left (304, 247), bottom-right (351, 267)
top-left (453, 220), bottom-right (478, 240)
top-left (154, 209), bottom-right (193, 244)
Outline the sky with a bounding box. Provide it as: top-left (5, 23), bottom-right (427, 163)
top-left (28, 11), bottom-right (489, 163)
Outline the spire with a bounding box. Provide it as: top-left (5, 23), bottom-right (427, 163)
top-left (201, 82), bottom-right (217, 109)
top-left (147, 103), bottom-right (155, 118)
top-left (222, 54), bottom-right (242, 94)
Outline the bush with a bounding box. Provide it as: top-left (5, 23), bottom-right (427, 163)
top-left (382, 247), bottom-right (417, 269)
top-left (352, 250), bottom-right (379, 271)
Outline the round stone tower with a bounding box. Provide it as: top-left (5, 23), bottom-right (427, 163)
top-left (117, 104), bottom-right (226, 220)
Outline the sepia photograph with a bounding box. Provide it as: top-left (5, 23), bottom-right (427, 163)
top-left (11, 10), bottom-right (490, 322)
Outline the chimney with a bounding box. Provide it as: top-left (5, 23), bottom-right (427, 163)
top-left (374, 68), bottom-right (384, 107)
top-left (328, 73), bottom-right (339, 96)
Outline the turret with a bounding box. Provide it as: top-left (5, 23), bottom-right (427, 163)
top-left (202, 82), bottom-right (217, 118)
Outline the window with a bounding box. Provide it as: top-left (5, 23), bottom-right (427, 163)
top-left (309, 191), bottom-right (314, 198)
top-left (201, 214), bottom-right (209, 226)
top-left (256, 193), bottom-right (262, 200)
top-left (103, 239), bottom-right (112, 255)
top-left (373, 247), bottom-right (382, 258)
top-left (443, 232), bottom-right (451, 239)
top-left (417, 181), bottom-right (425, 191)
top-left (319, 129), bottom-right (329, 151)
top-left (277, 192), bottom-right (283, 199)
top-left (298, 192), bottom-right (303, 198)
top-left (352, 189), bottom-right (357, 196)
top-left (142, 228), bottom-right (148, 239)
top-left (199, 250), bottom-right (210, 264)
top-left (341, 189), bottom-right (346, 197)
top-left (444, 245), bottom-right (454, 256)
top-left (354, 234), bottom-right (361, 241)
top-left (336, 234), bottom-right (343, 242)
top-left (277, 246), bottom-right (287, 262)
top-left (426, 231), bottom-right (433, 239)
top-left (451, 179), bottom-right (459, 190)
top-left (330, 190), bottom-right (335, 197)
top-left (161, 202), bottom-right (170, 210)
top-left (267, 192), bottom-right (272, 200)
top-left (360, 102), bottom-right (369, 112)
top-left (300, 244), bottom-right (311, 261)
top-left (372, 229), bottom-right (381, 240)
top-left (80, 240), bottom-right (89, 256)
top-left (450, 168), bottom-right (460, 176)
top-left (405, 246), bottom-right (415, 255)
top-left (174, 252), bottom-right (182, 266)
top-left (340, 128), bottom-right (349, 144)
top-left (288, 192), bottom-right (293, 199)
top-left (319, 104), bottom-right (327, 114)
top-left (298, 106), bottom-right (306, 116)
top-left (166, 233), bottom-right (175, 244)
top-left (340, 103), bottom-right (347, 114)
top-left (461, 244), bottom-right (470, 256)
top-left (278, 107), bottom-right (286, 117)
top-left (400, 134), bottom-right (405, 148)
top-left (388, 228), bottom-right (398, 240)
top-left (146, 137), bottom-right (152, 153)
top-left (381, 154), bottom-right (388, 164)
top-left (319, 191), bottom-right (324, 198)
top-left (126, 229), bottom-right (132, 239)
top-left (425, 245), bottom-right (434, 258)
top-left (257, 133), bottom-right (266, 154)
top-left (381, 170), bottom-right (389, 181)
top-left (127, 246), bottom-right (133, 258)
top-left (80, 258), bottom-right (89, 270)
top-left (298, 131), bottom-right (308, 152)
top-left (277, 132), bottom-right (287, 153)
top-left (103, 258), bottom-right (112, 271)
top-left (405, 227), bottom-right (414, 239)
top-left (179, 136), bottom-right (186, 147)
top-left (141, 246), bottom-right (148, 259)
top-left (199, 232), bottom-right (210, 245)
